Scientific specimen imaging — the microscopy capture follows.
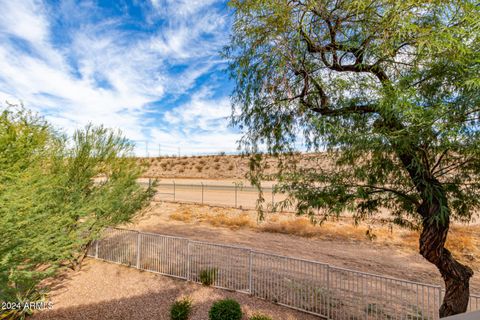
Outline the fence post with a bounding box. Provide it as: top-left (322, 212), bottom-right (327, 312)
top-left (326, 264), bottom-right (330, 319)
top-left (187, 241), bottom-right (191, 281)
top-left (363, 274), bottom-right (367, 320)
top-left (438, 286), bottom-right (443, 316)
top-left (95, 240), bottom-right (99, 259)
top-left (235, 184), bottom-right (238, 208)
top-left (136, 232), bottom-right (141, 269)
top-left (173, 181), bottom-right (176, 201)
top-left (249, 250), bottom-right (253, 294)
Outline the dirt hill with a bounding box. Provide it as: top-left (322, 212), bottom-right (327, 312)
top-left (137, 153), bottom-right (331, 180)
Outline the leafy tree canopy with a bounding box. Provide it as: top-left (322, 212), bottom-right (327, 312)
top-left (225, 0), bottom-right (479, 316)
top-left (227, 0), bottom-right (480, 225)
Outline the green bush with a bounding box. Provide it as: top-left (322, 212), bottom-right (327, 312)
top-left (199, 267), bottom-right (218, 286)
top-left (249, 314), bottom-right (272, 320)
top-left (170, 297), bottom-right (192, 320)
top-left (209, 299), bottom-right (242, 320)
top-left (0, 107), bottom-right (154, 318)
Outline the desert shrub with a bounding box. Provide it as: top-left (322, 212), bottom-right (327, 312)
top-left (0, 107), bottom-right (153, 317)
top-left (228, 164), bottom-right (234, 171)
top-left (209, 299), bottom-right (242, 320)
top-left (195, 165), bottom-right (203, 172)
top-left (202, 212), bottom-right (253, 229)
top-left (170, 297), bottom-right (192, 320)
top-left (199, 267), bottom-right (218, 286)
top-left (249, 314), bottom-right (272, 320)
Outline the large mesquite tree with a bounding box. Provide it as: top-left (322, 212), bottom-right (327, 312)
top-left (225, 0), bottom-right (480, 316)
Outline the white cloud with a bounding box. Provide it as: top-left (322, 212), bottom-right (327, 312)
top-left (0, 0), bottom-right (237, 155)
top-left (0, 0), bottom-right (49, 45)
top-left (147, 87), bottom-right (241, 156)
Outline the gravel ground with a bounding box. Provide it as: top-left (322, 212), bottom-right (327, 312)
top-left (33, 259), bottom-right (318, 320)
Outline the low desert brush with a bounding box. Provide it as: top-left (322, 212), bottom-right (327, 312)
top-left (169, 210), bottom-right (194, 223)
top-left (170, 297), bottom-right (192, 320)
top-left (209, 299), bottom-right (242, 320)
top-left (199, 267), bottom-right (218, 286)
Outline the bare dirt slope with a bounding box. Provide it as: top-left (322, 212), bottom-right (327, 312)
top-left (125, 202), bottom-right (480, 292)
top-left (138, 153), bottom-right (330, 180)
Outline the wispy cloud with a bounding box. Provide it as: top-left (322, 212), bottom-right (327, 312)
top-left (0, 0), bottom-right (236, 155)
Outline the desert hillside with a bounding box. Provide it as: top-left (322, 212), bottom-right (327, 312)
top-left (138, 153), bottom-right (332, 180)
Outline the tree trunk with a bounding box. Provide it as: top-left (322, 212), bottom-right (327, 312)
top-left (418, 202), bottom-right (474, 317)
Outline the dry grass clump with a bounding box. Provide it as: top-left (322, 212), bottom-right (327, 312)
top-left (169, 207), bottom-right (254, 230)
top-left (166, 205), bottom-right (480, 269)
top-left (169, 209), bottom-right (194, 223)
top-left (260, 217), bottom-right (319, 237)
top-left (200, 212), bottom-right (254, 229)
top-left (260, 217), bottom-right (375, 241)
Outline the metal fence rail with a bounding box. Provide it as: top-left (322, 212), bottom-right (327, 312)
top-left (143, 180), bottom-right (289, 210)
top-left (87, 228), bottom-right (480, 319)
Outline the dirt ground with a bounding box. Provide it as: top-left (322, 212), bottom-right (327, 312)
top-left (125, 201), bottom-right (480, 293)
top-left (33, 259), bottom-right (316, 320)
top-left (32, 191), bottom-right (480, 319)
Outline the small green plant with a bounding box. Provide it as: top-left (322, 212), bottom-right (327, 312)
top-left (249, 314), bottom-right (272, 320)
top-left (199, 267), bottom-right (218, 286)
top-left (209, 299), bottom-right (242, 320)
top-left (170, 297), bottom-right (192, 320)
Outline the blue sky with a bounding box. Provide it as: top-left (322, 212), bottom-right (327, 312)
top-left (0, 0), bottom-right (240, 156)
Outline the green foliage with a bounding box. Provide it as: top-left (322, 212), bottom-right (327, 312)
top-left (170, 297), bottom-right (192, 320)
top-left (249, 314), bottom-right (272, 320)
top-left (0, 286), bottom-right (48, 320)
top-left (226, 2), bottom-right (480, 313)
top-left (208, 299), bottom-right (242, 320)
top-left (225, 0), bottom-right (480, 227)
top-left (199, 267), bottom-right (218, 286)
top-left (0, 107), bottom-right (154, 316)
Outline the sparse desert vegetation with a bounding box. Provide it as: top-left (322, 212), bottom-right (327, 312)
top-left (165, 205), bottom-right (480, 272)
top-left (137, 153), bottom-right (328, 180)
top-left (2, 0), bottom-right (479, 318)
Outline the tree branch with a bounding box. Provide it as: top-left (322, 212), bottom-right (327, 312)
top-left (350, 183), bottom-right (420, 207)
